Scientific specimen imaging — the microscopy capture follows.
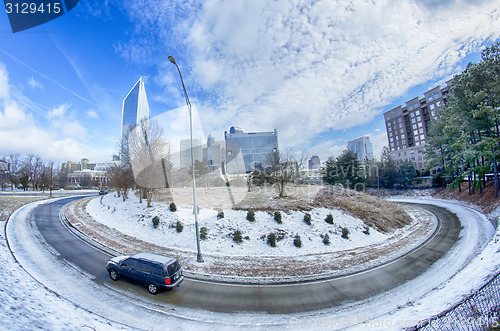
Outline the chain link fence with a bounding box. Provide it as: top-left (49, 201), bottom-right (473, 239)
top-left (407, 271), bottom-right (500, 331)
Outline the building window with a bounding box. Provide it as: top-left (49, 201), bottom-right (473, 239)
top-left (413, 124), bottom-right (417, 129)
top-left (402, 139), bottom-right (406, 145)
top-left (412, 118), bottom-right (416, 124)
top-left (416, 141), bottom-right (420, 146)
top-left (428, 95), bottom-right (433, 102)
top-left (417, 116), bottom-right (422, 121)
top-left (430, 104), bottom-right (435, 110)
top-left (414, 130), bottom-right (418, 136)
top-left (420, 134), bottom-right (425, 140)
top-left (436, 101), bottom-right (441, 106)
top-left (418, 122), bottom-right (423, 128)
top-left (410, 112), bottom-right (415, 118)
top-left (419, 128), bottom-right (424, 134)
top-left (415, 136), bottom-right (419, 141)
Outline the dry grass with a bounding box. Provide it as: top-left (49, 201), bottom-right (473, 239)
top-left (0, 196), bottom-right (47, 222)
top-left (314, 186), bottom-right (413, 233)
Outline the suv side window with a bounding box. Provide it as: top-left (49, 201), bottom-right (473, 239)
top-left (136, 260), bottom-right (151, 273)
top-left (121, 258), bottom-right (137, 268)
top-left (149, 263), bottom-right (165, 276)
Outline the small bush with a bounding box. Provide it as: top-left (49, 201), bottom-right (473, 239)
top-left (274, 211), bottom-right (282, 224)
top-left (323, 233), bottom-right (330, 245)
top-left (341, 227), bottom-right (350, 239)
top-left (200, 226), bottom-right (208, 240)
top-left (247, 210), bottom-right (255, 222)
top-left (267, 233), bottom-right (277, 247)
top-left (303, 213), bottom-right (311, 225)
top-left (217, 211), bottom-right (224, 219)
top-left (325, 213), bottom-right (334, 224)
top-left (152, 216), bottom-right (160, 229)
top-left (363, 226), bottom-right (370, 235)
top-left (293, 235), bottom-right (302, 248)
top-left (233, 230), bottom-right (243, 243)
top-left (169, 202), bottom-right (177, 212)
top-left (176, 221), bottom-right (183, 233)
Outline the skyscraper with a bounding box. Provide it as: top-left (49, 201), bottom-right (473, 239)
top-left (347, 136), bottom-right (373, 163)
top-left (120, 77), bottom-right (150, 167)
top-left (180, 138), bottom-right (203, 170)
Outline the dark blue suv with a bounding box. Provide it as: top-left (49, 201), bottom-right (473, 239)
top-left (106, 252), bottom-right (184, 294)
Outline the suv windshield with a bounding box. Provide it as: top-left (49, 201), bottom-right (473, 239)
top-left (167, 261), bottom-right (181, 275)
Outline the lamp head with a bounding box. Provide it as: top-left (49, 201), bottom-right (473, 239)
top-left (168, 55), bottom-right (176, 64)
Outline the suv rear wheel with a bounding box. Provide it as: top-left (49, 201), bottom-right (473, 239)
top-left (147, 283), bottom-right (159, 295)
top-left (109, 269), bottom-right (119, 281)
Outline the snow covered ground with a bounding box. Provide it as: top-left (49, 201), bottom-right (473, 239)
top-left (1, 193), bottom-right (499, 330)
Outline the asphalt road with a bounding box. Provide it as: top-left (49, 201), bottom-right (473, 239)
top-left (33, 196), bottom-right (460, 314)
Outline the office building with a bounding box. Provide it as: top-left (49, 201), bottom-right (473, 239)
top-left (120, 77), bottom-right (150, 167)
top-left (225, 126), bottom-right (279, 173)
top-left (203, 134), bottom-right (226, 172)
top-left (347, 136), bottom-right (373, 163)
top-left (308, 155), bottom-right (320, 170)
top-left (383, 82), bottom-right (450, 170)
top-left (180, 137), bottom-right (203, 170)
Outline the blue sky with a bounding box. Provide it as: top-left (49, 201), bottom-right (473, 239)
top-left (0, 0), bottom-right (499, 166)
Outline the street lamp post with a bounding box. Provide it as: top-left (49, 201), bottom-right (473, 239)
top-left (168, 55), bottom-right (204, 263)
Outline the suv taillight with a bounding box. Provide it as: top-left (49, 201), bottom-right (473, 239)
top-left (166, 278), bottom-right (171, 285)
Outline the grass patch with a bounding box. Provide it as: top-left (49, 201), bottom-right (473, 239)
top-left (314, 187), bottom-right (412, 233)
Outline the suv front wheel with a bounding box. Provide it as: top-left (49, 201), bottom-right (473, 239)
top-left (109, 269), bottom-right (119, 281)
top-left (147, 282), bottom-right (159, 295)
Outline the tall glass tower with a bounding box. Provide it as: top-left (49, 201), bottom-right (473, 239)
top-left (120, 77), bottom-right (150, 167)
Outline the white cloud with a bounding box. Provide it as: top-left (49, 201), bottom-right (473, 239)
top-left (186, 0), bottom-right (499, 145)
top-left (122, 0), bottom-right (500, 153)
top-left (47, 104), bottom-right (69, 119)
top-left (0, 63), bottom-right (9, 100)
top-left (28, 76), bottom-right (43, 90)
top-left (0, 64), bottom-right (97, 163)
top-left (86, 109), bottom-right (99, 119)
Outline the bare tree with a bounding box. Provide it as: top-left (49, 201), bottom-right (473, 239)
top-left (265, 149), bottom-right (307, 198)
top-left (129, 119), bottom-right (170, 207)
top-left (107, 165), bottom-right (134, 201)
top-left (8, 154), bottom-right (20, 191)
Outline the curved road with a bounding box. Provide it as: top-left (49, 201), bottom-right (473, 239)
top-left (22, 196), bottom-right (462, 314)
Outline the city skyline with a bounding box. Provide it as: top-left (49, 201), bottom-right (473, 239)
top-left (0, 1), bottom-right (499, 165)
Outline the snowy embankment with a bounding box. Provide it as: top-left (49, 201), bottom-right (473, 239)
top-left (1, 198), bottom-right (135, 330)
top-left (82, 192), bottom-right (436, 282)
